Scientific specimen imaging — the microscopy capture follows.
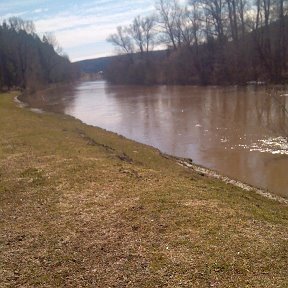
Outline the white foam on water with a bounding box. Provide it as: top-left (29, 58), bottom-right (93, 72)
top-left (236, 136), bottom-right (288, 155)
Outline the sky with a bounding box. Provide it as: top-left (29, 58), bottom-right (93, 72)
top-left (0, 0), bottom-right (158, 62)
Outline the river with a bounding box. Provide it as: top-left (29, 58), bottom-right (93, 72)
top-left (22, 81), bottom-right (288, 198)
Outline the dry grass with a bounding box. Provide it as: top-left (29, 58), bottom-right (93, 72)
top-left (0, 92), bottom-right (287, 287)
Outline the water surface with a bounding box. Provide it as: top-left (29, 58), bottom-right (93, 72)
top-left (23, 81), bottom-right (288, 198)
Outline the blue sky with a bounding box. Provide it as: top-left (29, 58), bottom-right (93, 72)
top-left (0, 0), bottom-right (157, 61)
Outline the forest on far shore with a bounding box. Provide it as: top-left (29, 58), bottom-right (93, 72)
top-left (0, 17), bottom-right (78, 92)
top-left (106, 0), bottom-right (288, 85)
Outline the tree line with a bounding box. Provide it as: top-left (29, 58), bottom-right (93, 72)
top-left (0, 17), bottom-right (78, 92)
top-left (106, 0), bottom-right (288, 85)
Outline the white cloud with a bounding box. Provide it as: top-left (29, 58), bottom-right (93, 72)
top-left (0, 11), bottom-right (28, 21)
top-left (33, 8), bottom-right (48, 14)
top-left (1, 0), bottom-right (156, 60)
top-left (72, 51), bottom-right (113, 62)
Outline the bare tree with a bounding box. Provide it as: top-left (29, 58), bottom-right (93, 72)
top-left (187, 0), bottom-right (204, 47)
top-left (226, 0), bottom-right (239, 42)
top-left (129, 15), bottom-right (156, 54)
top-left (141, 15), bottom-right (157, 53)
top-left (8, 17), bottom-right (35, 34)
top-left (107, 26), bottom-right (134, 54)
top-left (105, 0), bottom-right (288, 85)
top-left (156, 0), bottom-right (181, 49)
top-left (277, 0), bottom-right (287, 74)
top-left (43, 32), bottom-right (63, 55)
top-left (199, 0), bottom-right (227, 43)
top-left (238, 0), bottom-right (248, 37)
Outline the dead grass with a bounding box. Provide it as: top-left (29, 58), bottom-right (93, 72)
top-left (0, 92), bottom-right (287, 287)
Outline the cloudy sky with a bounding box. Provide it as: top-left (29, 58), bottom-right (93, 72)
top-left (0, 0), bottom-right (158, 62)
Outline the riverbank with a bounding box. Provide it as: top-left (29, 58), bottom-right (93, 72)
top-left (1, 92), bottom-right (287, 287)
top-left (19, 81), bottom-right (288, 198)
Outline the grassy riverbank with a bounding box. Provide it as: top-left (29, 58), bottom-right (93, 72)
top-left (0, 92), bottom-right (287, 287)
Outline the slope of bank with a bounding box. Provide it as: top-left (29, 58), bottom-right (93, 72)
top-left (0, 92), bottom-right (287, 287)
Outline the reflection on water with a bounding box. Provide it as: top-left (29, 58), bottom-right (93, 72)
top-left (22, 81), bottom-right (288, 198)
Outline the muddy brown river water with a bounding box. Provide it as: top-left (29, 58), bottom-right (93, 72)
top-left (22, 81), bottom-right (288, 198)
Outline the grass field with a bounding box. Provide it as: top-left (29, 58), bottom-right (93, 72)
top-left (0, 92), bottom-right (287, 287)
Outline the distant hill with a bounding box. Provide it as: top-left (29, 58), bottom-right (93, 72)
top-left (75, 50), bottom-right (168, 74)
top-left (75, 56), bottom-right (117, 74)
